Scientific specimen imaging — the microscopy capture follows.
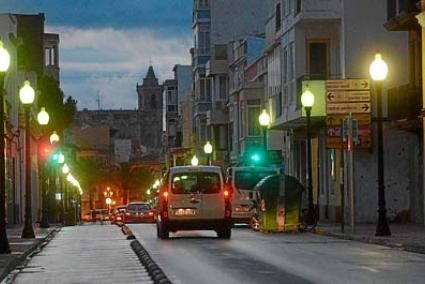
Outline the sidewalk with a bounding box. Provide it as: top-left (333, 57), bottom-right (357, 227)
top-left (314, 223), bottom-right (425, 254)
top-left (0, 224), bottom-right (59, 282)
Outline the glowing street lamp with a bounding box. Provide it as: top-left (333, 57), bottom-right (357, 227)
top-left (370, 53), bottom-right (391, 237)
top-left (37, 107), bottom-right (50, 126)
top-left (301, 87), bottom-right (315, 226)
top-left (0, 40), bottom-right (11, 253)
top-left (258, 109), bottom-right (270, 164)
top-left (20, 81), bottom-right (36, 239)
top-left (191, 155), bottom-right (199, 166)
top-left (204, 141), bottom-right (213, 165)
top-left (50, 131), bottom-right (60, 144)
top-left (62, 164), bottom-right (70, 175)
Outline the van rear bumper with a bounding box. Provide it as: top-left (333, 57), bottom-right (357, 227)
top-left (165, 219), bottom-right (231, 231)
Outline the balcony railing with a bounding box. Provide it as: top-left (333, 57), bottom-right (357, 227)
top-left (385, 0), bottom-right (421, 30)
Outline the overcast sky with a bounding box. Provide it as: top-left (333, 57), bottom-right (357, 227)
top-left (0, 0), bottom-right (193, 109)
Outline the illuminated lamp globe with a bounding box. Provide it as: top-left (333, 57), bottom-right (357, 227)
top-left (0, 41), bottom-right (10, 72)
top-left (258, 109), bottom-right (270, 127)
top-left (62, 163), bottom-right (70, 175)
top-left (19, 80), bottom-right (35, 105)
top-left (37, 107), bottom-right (50, 126)
top-left (50, 131), bottom-right (60, 144)
top-left (58, 152), bottom-right (65, 164)
top-left (105, 197), bottom-right (112, 205)
top-left (369, 53), bottom-right (388, 81)
top-left (301, 88), bottom-right (315, 108)
top-left (191, 155), bottom-right (199, 166)
top-left (204, 141), bottom-right (213, 155)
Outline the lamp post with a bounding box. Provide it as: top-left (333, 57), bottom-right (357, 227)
top-left (301, 87), bottom-right (315, 225)
top-left (48, 131), bottom-right (59, 222)
top-left (37, 107), bottom-right (50, 228)
top-left (259, 109), bottom-right (270, 164)
top-left (57, 152), bottom-right (67, 224)
top-left (104, 187), bottom-right (113, 215)
top-left (0, 40), bottom-right (11, 253)
top-left (20, 80), bottom-right (36, 238)
top-left (204, 141), bottom-right (213, 165)
top-left (370, 53), bottom-right (391, 236)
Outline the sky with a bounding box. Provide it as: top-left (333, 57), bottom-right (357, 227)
top-left (0, 0), bottom-right (193, 109)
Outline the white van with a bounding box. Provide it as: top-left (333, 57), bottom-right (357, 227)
top-left (156, 166), bottom-right (232, 239)
top-left (226, 166), bottom-right (280, 224)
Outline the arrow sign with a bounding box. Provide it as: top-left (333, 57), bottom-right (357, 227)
top-left (326, 79), bottom-right (371, 91)
top-left (326, 102), bottom-right (372, 114)
top-left (326, 91), bottom-right (370, 103)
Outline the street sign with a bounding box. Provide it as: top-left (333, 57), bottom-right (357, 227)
top-left (326, 114), bottom-right (371, 126)
top-left (325, 79), bottom-right (370, 91)
top-left (326, 90), bottom-right (370, 103)
top-left (326, 102), bottom-right (371, 114)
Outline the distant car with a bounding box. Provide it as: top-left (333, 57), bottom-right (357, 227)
top-left (124, 202), bottom-right (155, 224)
top-left (91, 209), bottom-right (109, 222)
top-left (156, 166), bottom-right (232, 239)
top-left (111, 205), bottom-right (127, 224)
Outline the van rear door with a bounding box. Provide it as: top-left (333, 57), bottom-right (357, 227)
top-left (169, 172), bottom-right (202, 220)
top-left (198, 172), bottom-right (224, 220)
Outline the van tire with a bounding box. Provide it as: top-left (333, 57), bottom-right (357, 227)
top-left (157, 222), bottom-right (169, 239)
top-left (217, 225), bottom-right (231, 239)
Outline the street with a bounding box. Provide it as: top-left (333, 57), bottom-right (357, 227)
top-left (129, 224), bottom-right (425, 284)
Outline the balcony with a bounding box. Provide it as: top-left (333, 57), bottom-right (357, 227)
top-left (385, 0), bottom-right (421, 31)
top-left (293, 0), bottom-right (341, 24)
top-left (387, 84), bottom-right (422, 122)
top-left (206, 108), bottom-right (228, 126)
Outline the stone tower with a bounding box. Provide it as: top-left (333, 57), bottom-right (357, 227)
top-left (137, 66), bottom-right (164, 161)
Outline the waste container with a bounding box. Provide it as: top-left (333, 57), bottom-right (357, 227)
top-left (254, 174), bottom-right (304, 232)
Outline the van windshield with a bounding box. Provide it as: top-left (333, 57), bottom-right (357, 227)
top-left (235, 171), bottom-right (276, 190)
top-left (171, 172), bottom-right (221, 194)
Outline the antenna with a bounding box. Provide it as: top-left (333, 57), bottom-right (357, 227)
top-left (96, 90), bottom-right (101, 110)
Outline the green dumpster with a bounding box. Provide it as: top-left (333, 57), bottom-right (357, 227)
top-left (254, 174), bottom-right (304, 232)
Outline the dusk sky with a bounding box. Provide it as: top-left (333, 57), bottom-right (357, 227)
top-left (0, 0), bottom-right (193, 109)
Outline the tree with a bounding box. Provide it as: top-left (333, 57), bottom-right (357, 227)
top-left (36, 76), bottom-right (77, 134)
top-left (111, 163), bottom-right (155, 204)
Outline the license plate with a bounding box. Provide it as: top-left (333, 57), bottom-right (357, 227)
top-left (174, 208), bottom-right (197, 216)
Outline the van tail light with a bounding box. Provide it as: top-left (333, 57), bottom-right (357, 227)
top-left (162, 189), bottom-right (169, 220)
top-left (224, 188), bottom-right (232, 219)
top-left (148, 211), bottom-right (154, 216)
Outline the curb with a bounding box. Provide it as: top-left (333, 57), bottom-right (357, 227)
top-left (313, 228), bottom-right (425, 255)
top-left (119, 224), bottom-right (172, 284)
top-left (0, 227), bottom-right (61, 283)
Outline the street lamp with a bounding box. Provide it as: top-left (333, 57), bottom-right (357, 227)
top-left (191, 155), bottom-right (199, 166)
top-left (301, 87), bottom-right (315, 226)
top-left (50, 131), bottom-right (60, 144)
top-left (37, 107), bottom-right (50, 228)
top-left (62, 164), bottom-right (70, 175)
top-left (20, 80), bottom-right (36, 238)
top-left (258, 109), bottom-right (270, 164)
top-left (204, 141), bottom-right (213, 165)
top-left (370, 53), bottom-right (391, 236)
top-left (0, 40), bottom-right (11, 253)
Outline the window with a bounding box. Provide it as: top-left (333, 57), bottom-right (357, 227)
top-left (198, 25), bottom-right (210, 55)
top-left (198, 0), bottom-right (209, 9)
top-left (168, 105), bottom-right (177, 112)
top-left (283, 47), bottom-right (288, 84)
top-left (171, 172), bottom-right (221, 195)
top-left (275, 3), bottom-right (281, 31)
top-left (215, 45), bottom-right (227, 60)
top-left (235, 171), bottom-right (277, 190)
top-left (219, 76), bottom-right (227, 99)
top-left (150, 94), bottom-right (156, 108)
top-left (247, 99), bottom-right (261, 137)
top-left (277, 92), bottom-right (283, 117)
top-left (44, 47), bottom-right (55, 66)
top-left (296, 0), bottom-right (302, 14)
top-left (199, 78), bottom-right (212, 100)
top-left (307, 41), bottom-right (329, 80)
top-left (127, 203), bottom-right (151, 211)
top-left (289, 42), bottom-right (294, 81)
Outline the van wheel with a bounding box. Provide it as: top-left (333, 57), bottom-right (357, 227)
top-left (217, 225), bottom-right (231, 239)
top-left (157, 222), bottom-right (169, 239)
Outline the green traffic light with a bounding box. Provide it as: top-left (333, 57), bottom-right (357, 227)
top-left (251, 154), bottom-right (261, 162)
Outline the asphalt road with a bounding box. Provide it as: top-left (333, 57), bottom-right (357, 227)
top-left (129, 224), bottom-right (425, 284)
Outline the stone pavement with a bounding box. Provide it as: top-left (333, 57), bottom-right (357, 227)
top-left (0, 224), bottom-right (58, 282)
top-left (314, 223), bottom-right (425, 254)
top-left (10, 224), bottom-right (152, 284)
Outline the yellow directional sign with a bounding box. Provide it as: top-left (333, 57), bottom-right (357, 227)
top-left (326, 102), bottom-right (371, 114)
top-left (325, 79), bottom-right (370, 91)
top-left (326, 90), bottom-right (370, 103)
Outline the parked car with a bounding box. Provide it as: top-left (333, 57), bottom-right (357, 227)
top-left (156, 166), bottom-right (232, 239)
top-left (124, 202), bottom-right (155, 224)
top-left (90, 209), bottom-right (109, 222)
top-left (111, 205), bottom-right (127, 224)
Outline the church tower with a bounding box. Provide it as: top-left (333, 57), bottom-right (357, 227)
top-left (136, 66), bottom-right (164, 161)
